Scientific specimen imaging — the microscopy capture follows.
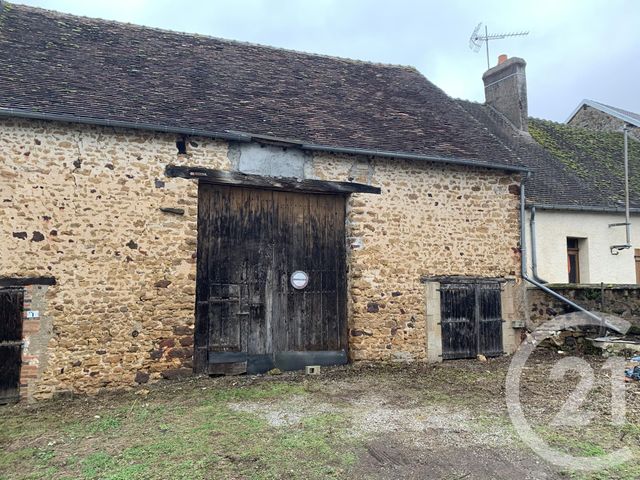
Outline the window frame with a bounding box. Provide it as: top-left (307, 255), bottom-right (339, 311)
top-left (567, 237), bottom-right (581, 283)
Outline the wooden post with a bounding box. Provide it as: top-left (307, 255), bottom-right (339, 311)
top-left (425, 281), bottom-right (442, 362)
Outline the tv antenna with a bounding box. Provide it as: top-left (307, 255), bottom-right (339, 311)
top-left (469, 23), bottom-right (529, 69)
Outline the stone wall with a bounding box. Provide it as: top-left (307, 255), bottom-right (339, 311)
top-left (528, 285), bottom-right (640, 331)
top-left (315, 156), bottom-right (523, 361)
top-left (569, 105), bottom-right (640, 141)
top-left (1, 117), bottom-right (229, 400)
top-left (1, 117), bottom-right (523, 399)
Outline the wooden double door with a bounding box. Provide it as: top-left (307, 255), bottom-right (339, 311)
top-left (440, 280), bottom-right (504, 360)
top-left (195, 184), bottom-right (347, 374)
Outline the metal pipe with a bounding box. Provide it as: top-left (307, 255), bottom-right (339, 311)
top-left (519, 179), bottom-right (624, 334)
top-left (299, 143), bottom-right (529, 173)
top-left (485, 25), bottom-right (490, 69)
top-left (624, 126), bottom-right (631, 245)
top-left (532, 203), bottom-right (640, 214)
top-left (520, 181), bottom-right (528, 277)
top-left (609, 126), bottom-right (632, 253)
top-left (529, 206), bottom-right (548, 283)
top-left (0, 107), bottom-right (252, 143)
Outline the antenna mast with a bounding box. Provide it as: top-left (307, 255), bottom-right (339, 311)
top-left (469, 23), bottom-right (529, 69)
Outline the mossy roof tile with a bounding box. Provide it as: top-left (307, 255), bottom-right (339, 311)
top-left (459, 100), bottom-right (640, 210)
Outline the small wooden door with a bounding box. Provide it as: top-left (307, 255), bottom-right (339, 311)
top-left (440, 281), bottom-right (503, 360)
top-left (0, 288), bottom-right (23, 404)
top-left (195, 184), bottom-right (347, 374)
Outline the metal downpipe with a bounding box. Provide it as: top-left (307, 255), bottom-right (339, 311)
top-left (529, 206), bottom-right (548, 284)
top-left (610, 126), bottom-right (632, 253)
top-left (624, 126), bottom-right (631, 246)
top-left (519, 179), bottom-right (624, 334)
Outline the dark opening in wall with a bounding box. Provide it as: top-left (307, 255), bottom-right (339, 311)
top-left (0, 287), bottom-right (24, 404)
top-left (176, 138), bottom-right (187, 155)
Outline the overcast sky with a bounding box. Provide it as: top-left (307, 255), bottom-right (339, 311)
top-left (16, 0), bottom-right (640, 122)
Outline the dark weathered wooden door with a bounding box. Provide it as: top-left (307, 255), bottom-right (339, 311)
top-left (440, 281), bottom-right (503, 360)
top-left (0, 288), bottom-right (23, 404)
top-left (195, 184), bottom-right (347, 374)
top-left (477, 283), bottom-right (504, 357)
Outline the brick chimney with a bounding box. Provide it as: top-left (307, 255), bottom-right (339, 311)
top-left (482, 56), bottom-right (528, 131)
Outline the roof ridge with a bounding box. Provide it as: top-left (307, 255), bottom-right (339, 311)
top-left (455, 99), bottom-right (525, 166)
top-left (595, 100), bottom-right (640, 118)
top-left (5, 1), bottom-right (417, 72)
top-left (566, 99), bottom-right (640, 127)
top-left (533, 116), bottom-right (631, 135)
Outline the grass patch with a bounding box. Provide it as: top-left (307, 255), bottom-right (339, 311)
top-left (540, 428), bottom-right (610, 457)
top-left (1, 359), bottom-right (637, 479)
top-left (87, 415), bottom-right (121, 434)
top-left (0, 381), bottom-right (354, 480)
top-left (576, 442), bottom-right (607, 457)
top-left (538, 424), bottom-right (640, 480)
top-left (568, 461), bottom-right (640, 480)
top-left (206, 382), bottom-right (307, 402)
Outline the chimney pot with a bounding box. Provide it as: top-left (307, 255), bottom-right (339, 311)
top-left (498, 54), bottom-right (508, 65)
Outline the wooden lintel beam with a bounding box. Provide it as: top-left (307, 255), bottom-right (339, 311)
top-left (0, 277), bottom-right (57, 287)
top-left (165, 165), bottom-right (381, 195)
top-left (420, 275), bottom-right (507, 284)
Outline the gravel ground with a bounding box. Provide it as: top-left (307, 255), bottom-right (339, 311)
top-left (224, 350), bottom-right (640, 479)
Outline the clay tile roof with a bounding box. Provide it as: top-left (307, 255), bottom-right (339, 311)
top-left (0, 2), bottom-right (522, 169)
top-left (459, 100), bottom-right (640, 210)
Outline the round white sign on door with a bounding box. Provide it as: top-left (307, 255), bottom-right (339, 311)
top-left (290, 270), bottom-right (309, 290)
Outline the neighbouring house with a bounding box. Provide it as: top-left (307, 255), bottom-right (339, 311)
top-left (0, 3), bottom-right (527, 402)
top-left (459, 56), bottom-right (640, 328)
top-left (567, 99), bottom-right (640, 141)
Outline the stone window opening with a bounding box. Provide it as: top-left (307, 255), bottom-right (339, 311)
top-left (423, 277), bottom-right (520, 362)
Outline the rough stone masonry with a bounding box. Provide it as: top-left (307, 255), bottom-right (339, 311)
top-left (0, 117), bottom-right (523, 400)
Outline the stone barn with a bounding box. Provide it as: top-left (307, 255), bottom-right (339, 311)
top-left (0, 3), bottom-right (526, 402)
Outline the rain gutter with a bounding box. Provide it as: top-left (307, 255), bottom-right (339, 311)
top-left (0, 107), bottom-right (529, 174)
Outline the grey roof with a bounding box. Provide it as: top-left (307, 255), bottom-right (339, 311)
top-left (0, 2), bottom-right (525, 172)
top-left (458, 100), bottom-right (640, 210)
top-left (566, 99), bottom-right (640, 128)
